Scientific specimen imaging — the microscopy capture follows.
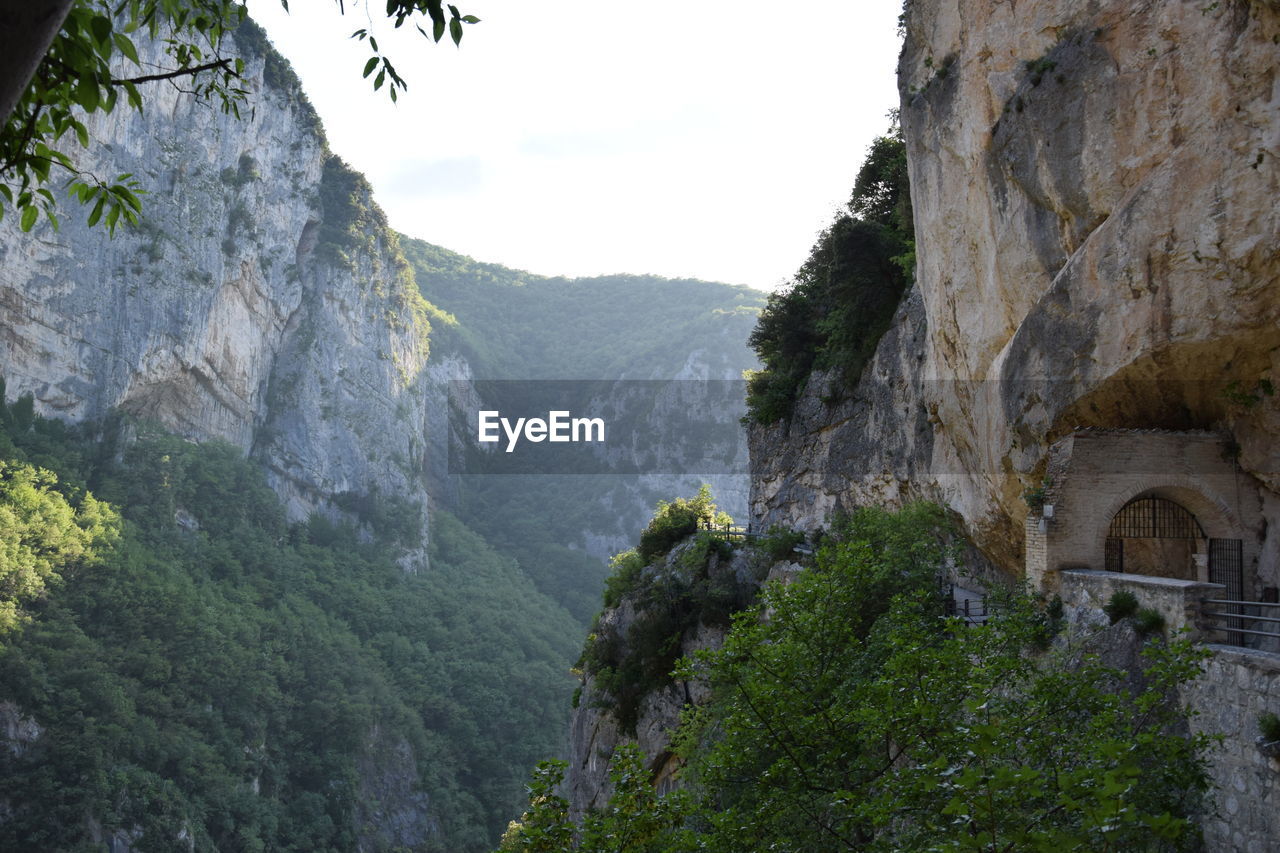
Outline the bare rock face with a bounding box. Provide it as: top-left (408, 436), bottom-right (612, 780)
top-left (0, 22), bottom-right (431, 531)
top-left (752, 0), bottom-right (1279, 572)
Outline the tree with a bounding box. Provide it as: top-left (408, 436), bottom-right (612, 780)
top-left (517, 503), bottom-right (1212, 851)
top-left (0, 458), bottom-right (118, 635)
top-left (0, 0), bottom-right (478, 233)
top-left (744, 126), bottom-right (915, 424)
top-left (670, 504), bottom-right (1210, 851)
top-left (499, 745), bottom-right (686, 853)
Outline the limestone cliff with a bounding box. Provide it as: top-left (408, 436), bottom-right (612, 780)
top-left (751, 0), bottom-right (1279, 573)
top-left (0, 21), bottom-right (431, 536)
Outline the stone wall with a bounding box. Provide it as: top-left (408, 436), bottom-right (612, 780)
top-left (1060, 567), bottom-right (1280, 851)
top-left (1058, 567), bottom-right (1223, 637)
top-left (1182, 646), bottom-right (1280, 853)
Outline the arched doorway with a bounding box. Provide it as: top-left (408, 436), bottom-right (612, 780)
top-left (1103, 493), bottom-right (1244, 600)
top-left (1104, 495), bottom-right (1205, 579)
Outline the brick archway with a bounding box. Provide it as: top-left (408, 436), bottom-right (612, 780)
top-left (1027, 430), bottom-right (1264, 597)
top-left (1086, 479), bottom-right (1243, 578)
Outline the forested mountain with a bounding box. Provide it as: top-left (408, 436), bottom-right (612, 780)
top-left (0, 407), bottom-right (578, 851)
top-left (0, 16), bottom-right (764, 852)
top-left (404, 239), bottom-right (763, 381)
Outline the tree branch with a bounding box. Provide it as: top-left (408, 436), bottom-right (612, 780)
top-left (112, 58), bottom-right (234, 86)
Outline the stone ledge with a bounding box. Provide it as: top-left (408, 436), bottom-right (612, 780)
top-left (1203, 644), bottom-right (1280, 674)
top-left (1060, 568), bottom-right (1222, 592)
top-left (1059, 569), bottom-right (1225, 637)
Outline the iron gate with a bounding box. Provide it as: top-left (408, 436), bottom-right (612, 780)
top-left (1209, 538), bottom-right (1245, 643)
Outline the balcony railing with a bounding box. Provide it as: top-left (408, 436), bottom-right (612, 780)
top-left (1199, 598), bottom-right (1280, 648)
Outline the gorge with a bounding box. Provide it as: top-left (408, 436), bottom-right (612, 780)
top-left (1, 0), bottom-right (1278, 850)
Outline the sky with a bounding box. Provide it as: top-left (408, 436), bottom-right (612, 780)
top-left (251, 1), bottom-right (903, 291)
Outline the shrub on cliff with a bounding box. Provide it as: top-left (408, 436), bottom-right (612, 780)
top-left (746, 129), bottom-right (915, 424)
top-left (637, 484), bottom-right (729, 564)
top-left (582, 486), bottom-right (748, 735)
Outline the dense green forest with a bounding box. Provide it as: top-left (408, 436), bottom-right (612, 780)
top-left (503, 504), bottom-right (1211, 852)
top-left (0, 396), bottom-right (576, 852)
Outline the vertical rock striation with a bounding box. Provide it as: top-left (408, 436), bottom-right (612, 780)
top-left (0, 20), bottom-right (431, 536)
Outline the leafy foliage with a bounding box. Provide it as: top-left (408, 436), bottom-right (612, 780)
top-left (580, 488), bottom-right (751, 735)
top-left (1259, 711), bottom-right (1280, 744)
top-left (0, 459), bottom-right (117, 635)
top-left (0, 405), bottom-right (577, 851)
top-left (498, 745), bottom-right (686, 853)
top-left (602, 549), bottom-right (646, 610)
top-left (746, 129), bottom-right (915, 423)
top-left (755, 523), bottom-right (805, 561)
top-left (1, 0), bottom-right (247, 233)
top-left (1133, 607), bottom-right (1167, 636)
top-left (1104, 589), bottom-right (1140, 624)
top-left (669, 504), bottom-right (1210, 851)
top-left (515, 504), bottom-right (1212, 852)
top-left (637, 485), bottom-right (728, 564)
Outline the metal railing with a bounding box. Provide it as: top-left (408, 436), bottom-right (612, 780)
top-left (1199, 598), bottom-right (1280, 646)
top-left (944, 585), bottom-right (991, 625)
top-left (699, 520), bottom-right (760, 541)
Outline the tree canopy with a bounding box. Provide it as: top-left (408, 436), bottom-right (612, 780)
top-left (0, 395), bottom-right (578, 851)
top-left (504, 503), bottom-right (1212, 852)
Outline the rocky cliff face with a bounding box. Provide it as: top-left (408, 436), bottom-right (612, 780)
top-left (0, 21), bottom-right (431, 537)
top-left (751, 0), bottom-right (1279, 572)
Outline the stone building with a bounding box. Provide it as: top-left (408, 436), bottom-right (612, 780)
top-left (1023, 428), bottom-right (1280, 851)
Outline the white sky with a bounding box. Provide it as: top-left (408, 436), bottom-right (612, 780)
top-left (251, 1), bottom-right (903, 291)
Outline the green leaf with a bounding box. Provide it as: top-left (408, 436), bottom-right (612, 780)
top-left (90, 15), bottom-right (113, 47)
top-left (124, 82), bottom-right (142, 110)
top-left (462, 15), bottom-right (481, 23)
top-left (87, 196), bottom-right (105, 227)
top-left (73, 81), bottom-right (101, 113)
top-left (374, 69), bottom-right (385, 90)
top-left (362, 57), bottom-right (379, 78)
top-left (432, 17), bottom-right (446, 42)
top-left (450, 17), bottom-right (463, 45)
top-left (113, 32), bottom-right (140, 64)
top-left (19, 205), bottom-right (38, 232)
